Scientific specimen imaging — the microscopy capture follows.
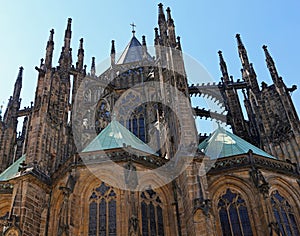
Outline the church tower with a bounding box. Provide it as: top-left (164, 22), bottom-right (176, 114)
top-left (0, 3), bottom-right (300, 236)
top-left (26, 19), bottom-right (74, 174)
top-left (217, 50), bottom-right (249, 141)
top-left (259, 45), bottom-right (300, 161)
top-left (0, 67), bottom-right (23, 172)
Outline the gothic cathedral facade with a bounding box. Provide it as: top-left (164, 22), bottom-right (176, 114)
top-left (0, 3), bottom-right (300, 236)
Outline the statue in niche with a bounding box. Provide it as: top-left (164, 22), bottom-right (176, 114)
top-left (124, 161), bottom-right (138, 190)
top-left (249, 166), bottom-right (269, 196)
top-left (128, 215), bottom-right (141, 236)
top-left (84, 89), bottom-right (92, 102)
top-left (95, 100), bottom-right (111, 133)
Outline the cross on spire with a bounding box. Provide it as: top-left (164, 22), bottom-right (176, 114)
top-left (130, 22), bottom-right (136, 36)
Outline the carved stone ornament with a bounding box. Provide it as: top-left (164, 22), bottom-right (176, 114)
top-left (4, 227), bottom-right (21, 236)
top-left (249, 166), bottom-right (269, 196)
top-left (3, 216), bottom-right (21, 236)
top-left (128, 215), bottom-right (141, 236)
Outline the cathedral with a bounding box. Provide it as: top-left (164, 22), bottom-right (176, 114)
top-left (0, 3), bottom-right (300, 236)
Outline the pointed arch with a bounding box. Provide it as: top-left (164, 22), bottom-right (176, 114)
top-left (270, 190), bottom-right (300, 235)
top-left (217, 188), bottom-right (253, 236)
top-left (268, 176), bottom-right (300, 236)
top-left (210, 175), bottom-right (258, 236)
top-left (140, 187), bottom-right (165, 236)
top-left (88, 182), bottom-right (117, 236)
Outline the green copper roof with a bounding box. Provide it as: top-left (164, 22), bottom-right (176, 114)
top-left (0, 155), bottom-right (25, 181)
top-left (198, 127), bottom-right (276, 159)
top-left (82, 119), bottom-right (158, 156)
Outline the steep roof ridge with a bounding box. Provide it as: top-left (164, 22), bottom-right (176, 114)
top-left (82, 119), bottom-right (158, 156)
top-left (198, 127), bottom-right (275, 159)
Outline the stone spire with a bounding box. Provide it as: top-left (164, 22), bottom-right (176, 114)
top-left (236, 34), bottom-right (259, 93)
top-left (111, 40), bottom-right (116, 66)
top-left (158, 3), bottom-right (168, 46)
top-left (91, 57), bottom-right (96, 76)
top-left (13, 66), bottom-right (23, 100)
top-left (59, 18), bottom-right (72, 68)
top-left (0, 67), bottom-right (23, 171)
top-left (166, 7), bottom-right (176, 47)
top-left (262, 45), bottom-right (280, 86)
top-left (76, 38), bottom-right (84, 71)
top-left (64, 18), bottom-right (72, 50)
top-left (142, 36), bottom-right (148, 59)
top-left (218, 51), bottom-right (230, 82)
top-left (236, 34), bottom-right (250, 67)
top-left (45, 29), bottom-right (54, 69)
top-left (154, 27), bottom-right (160, 45)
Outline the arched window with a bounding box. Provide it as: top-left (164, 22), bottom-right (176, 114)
top-left (139, 115), bottom-right (146, 142)
top-left (116, 91), bottom-right (147, 142)
top-left (88, 182), bottom-right (117, 236)
top-left (141, 188), bottom-right (164, 236)
top-left (133, 116), bottom-right (138, 136)
top-left (217, 189), bottom-right (253, 236)
top-left (271, 191), bottom-right (300, 236)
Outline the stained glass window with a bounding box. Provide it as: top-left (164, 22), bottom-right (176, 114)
top-left (126, 114), bottom-right (145, 142)
top-left (271, 191), bottom-right (300, 236)
top-left (139, 115), bottom-right (146, 142)
top-left (89, 202), bottom-right (97, 236)
top-left (141, 201), bottom-right (149, 236)
top-left (157, 205), bottom-right (164, 236)
top-left (217, 189), bottom-right (253, 236)
top-left (88, 182), bottom-right (117, 236)
top-left (116, 91), bottom-right (147, 142)
top-left (141, 188), bottom-right (164, 236)
top-left (133, 117), bottom-right (138, 136)
top-left (108, 200), bottom-right (117, 235)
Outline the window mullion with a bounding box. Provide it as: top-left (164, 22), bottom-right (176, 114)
top-left (283, 202), bottom-right (295, 236)
top-left (226, 204), bottom-right (234, 236)
top-left (276, 200), bottom-right (288, 236)
top-left (236, 205), bottom-right (245, 236)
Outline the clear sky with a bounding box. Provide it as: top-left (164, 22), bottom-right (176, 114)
top-left (0, 0), bottom-right (299, 133)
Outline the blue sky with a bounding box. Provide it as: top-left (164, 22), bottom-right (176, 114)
top-left (0, 0), bottom-right (299, 133)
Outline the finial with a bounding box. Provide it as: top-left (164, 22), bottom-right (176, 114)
top-left (18, 66), bottom-right (24, 79)
top-left (218, 50), bottom-right (229, 80)
top-left (142, 36), bottom-right (146, 46)
top-left (218, 50), bottom-right (226, 66)
top-left (111, 40), bottom-right (116, 66)
top-left (91, 57), bottom-right (96, 76)
top-left (158, 3), bottom-right (166, 26)
top-left (40, 58), bottom-right (44, 67)
top-left (79, 38), bottom-right (84, 49)
top-left (111, 40), bottom-right (115, 55)
top-left (236, 33), bottom-right (243, 46)
top-left (166, 7), bottom-right (174, 25)
top-left (49, 29), bottom-right (54, 41)
top-left (67, 18), bottom-right (72, 27)
top-left (154, 28), bottom-right (160, 45)
top-left (64, 18), bottom-right (72, 40)
top-left (176, 36), bottom-right (181, 50)
top-left (155, 27), bottom-right (159, 37)
top-left (19, 66), bottom-right (24, 73)
top-left (130, 23), bottom-right (136, 36)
